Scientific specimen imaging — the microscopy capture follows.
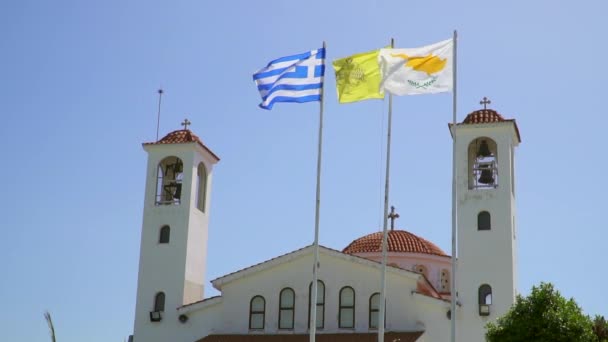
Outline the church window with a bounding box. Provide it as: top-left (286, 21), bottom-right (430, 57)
top-left (468, 138), bottom-right (498, 189)
top-left (308, 280), bottom-right (325, 329)
top-left (414, 265), bottom-right (428, 278)
top-left (339, 286), bottom-right (355, 328)
top-left (441, 269), bottom-right (451, 292)
top-left (249, 295), bottom-right (265, 330)
top-left (159, 225), bottom-right (170, 244)
top-left (154, 292), bottom-right (165, 312)
top-left (156, 156), bottom-right (184, 205)
top-left (369, 292), bottom-right (380, 329)
top-left (478, 211), bottom-right (491, 231)
top-left (196, 163), bottom-right (208, 212)
top-left (478, 284), bottom-right (492, 316)
top-left (279, 288), bottom-right (295, 329)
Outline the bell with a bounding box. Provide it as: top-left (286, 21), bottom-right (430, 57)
top-left (173, 183), bottom-right (182, 199)
top-left (477, 140), bottom-right (492, 158)
top-left (478, 169), bottom-right (495, 185)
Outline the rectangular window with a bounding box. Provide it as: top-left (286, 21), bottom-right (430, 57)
top-left (340, 308), bottom-right (354, 328)
top-left (250, 313), bottom-right (264, 329)
top-left (279, 310), bottom-right (294, 329)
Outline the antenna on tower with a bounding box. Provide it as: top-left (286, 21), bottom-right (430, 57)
top-left (156, 88), bottom-right (164, 141)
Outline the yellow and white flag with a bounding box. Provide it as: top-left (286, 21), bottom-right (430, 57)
top-left (379, 39), bottom-right (453, 95)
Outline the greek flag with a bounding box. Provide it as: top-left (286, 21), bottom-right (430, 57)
top-left (253, 48), bottom-right (325, 110)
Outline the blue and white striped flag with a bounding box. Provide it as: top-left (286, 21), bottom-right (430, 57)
top-left (253, 48), bottom-right (325, 110)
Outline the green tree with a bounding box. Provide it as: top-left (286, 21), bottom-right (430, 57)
top-left (485, 282), bottom-right (596, 342)
top-left (594, 315), bottom-right (608, 342)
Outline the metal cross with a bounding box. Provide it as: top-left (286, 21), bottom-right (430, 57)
top-left (480, 97), bottom-right (491, 109)
top-left (181, 118), bottom-right (191, 130)
top-left (388, 206), bottom-right (400, 231)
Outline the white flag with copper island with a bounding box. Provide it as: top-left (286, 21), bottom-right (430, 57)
top-left (379, 39), bottom-right (453, 95)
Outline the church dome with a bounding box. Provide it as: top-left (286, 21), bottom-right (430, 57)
top-left (343, 230), bottom-right (448, 257)
top-left (462, 109), bottom-right (506, 124)
top-left (154, 129), bottom-right (203, 145)
top-left (143, 129), bottom-right (220, 161)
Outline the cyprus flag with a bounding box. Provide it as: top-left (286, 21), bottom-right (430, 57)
top-left (379, 39), bottom-right (453, 95)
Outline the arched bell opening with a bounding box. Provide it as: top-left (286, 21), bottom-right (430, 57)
top-left (468, 138), bottom-right (498, 189)
top-left (196, 162), bottom-right (208, 212)
top-left (155, 156), bottom-right (184, 205)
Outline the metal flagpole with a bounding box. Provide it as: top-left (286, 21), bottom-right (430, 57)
top-left (450, 29), bottom-right (458, 342)
top-left (378, 37), bottom-right (394, 342)
top-left (156, 88), bottom-right (164, 141)
top-left (309, 41), bottom-right (326, 342)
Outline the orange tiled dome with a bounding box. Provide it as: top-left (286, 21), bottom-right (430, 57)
top-left (143, 129), bottom-right (220, 160)
top-left (154, 129), bottom-right (203, 145)
top-left (462, 109), bottom-right (506, 124)
top-left (343, 230), bottom-right (448, 256)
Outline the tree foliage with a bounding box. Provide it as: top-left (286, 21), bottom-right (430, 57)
top-left (594, 315), bottom-right (608, 342)
top-left (485, 282), bottom-right (596, 342)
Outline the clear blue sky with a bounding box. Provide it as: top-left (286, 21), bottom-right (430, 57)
top-left (1, 1), bottom-right (607, 341)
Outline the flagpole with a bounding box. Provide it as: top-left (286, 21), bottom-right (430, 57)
top-left (155, 88), bottom-right (163, 141)
top-left (309, 41), bottom-right (326, 342)
top-left (378, 37), bottom-right (395, 342)
top-left (450, 29), bottom-right (458, 342)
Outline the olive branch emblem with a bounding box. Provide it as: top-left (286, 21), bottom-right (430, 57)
top-left (407, 77), bottom-right (437, 89)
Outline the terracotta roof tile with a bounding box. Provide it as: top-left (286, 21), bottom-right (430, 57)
top-left (154, 129), bottom-right (202, 144)
top-left (143, 129), bottom-right (220, 161)
top-left (343, 230), bottom-right (448, 257)
top-left (450, 108), bottom-right (522, 143)
top-left (461, 109), bottom-right (506, 124)
top-left (197, 332), bottom-right (424, 342)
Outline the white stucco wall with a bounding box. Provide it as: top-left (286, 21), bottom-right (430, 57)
top-left (164, 248), bottom-right (452, 342)
top-left (133, 142), bottom-right (217, 342)
top-left (454, 122), bottom-right (519, 342)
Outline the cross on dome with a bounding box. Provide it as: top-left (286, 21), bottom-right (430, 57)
top-left (480, 97), bottom-right (491, 109)
top-left (388, 206), bottom-right (400, 231)
top-left (181, 118), bottom-right (191, 130)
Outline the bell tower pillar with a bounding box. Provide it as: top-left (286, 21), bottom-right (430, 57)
top-left (452, 101), bottom-right (521, 342)
top-left (133, 121), bottom-right (219, 342)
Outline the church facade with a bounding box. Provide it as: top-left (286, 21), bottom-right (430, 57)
top-left (131, 106), bottom-right (521, 342)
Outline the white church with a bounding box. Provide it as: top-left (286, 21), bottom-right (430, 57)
top-left (131, 105), bottom-right (521, 342)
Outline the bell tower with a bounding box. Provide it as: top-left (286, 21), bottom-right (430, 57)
top-left (453, 99), bottom-right (521, 342)
top-left (133, 121), bottom-right (219, 342)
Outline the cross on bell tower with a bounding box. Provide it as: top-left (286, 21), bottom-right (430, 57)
top-left (181, 118), bottom-right (191, 130)
top-left (388, 206), bottom-right (400, 231)
top-left (480, 97), bottom-right (491, 109)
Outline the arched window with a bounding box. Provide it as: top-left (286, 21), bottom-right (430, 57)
top-left (478, 211), bottom-right (491, 230)
top-left (308, 280), bottom-right (325, 329)
top-left (468, 138), bottom-right (498, 189)
top-left (156, 156), bottom-right (184, 205)
top-left (154, 292), bottom-right (165, 312)
top-left (196, 163), bottom-right (208, 212)
top-left (339, 286), bottom-right (355, 328)
top-left (414, 265), bottom-right (428, 278)
top-left (249, 295), bottom-right (265, 330)
top-left (369, 292), bottom-right (380, 329)
top-left (478, 284), bottom-right (492, 316)
top-left (279, 288), bottom-right (295, 329)
top-left (440, 269), bottom-right (451, 292)
top-left (159, 225), bottom-right (170, 243)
